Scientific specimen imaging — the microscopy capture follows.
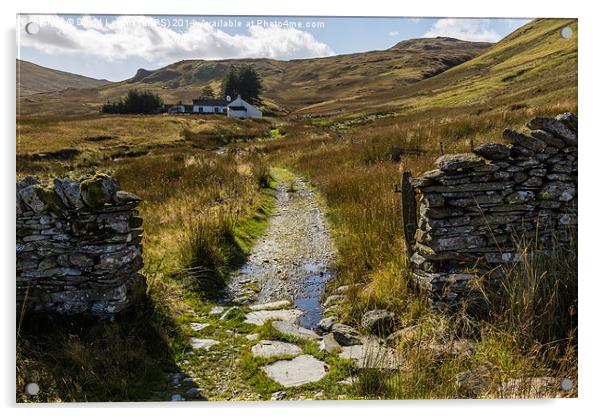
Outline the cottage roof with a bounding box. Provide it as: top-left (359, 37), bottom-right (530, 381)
top-left (192, 99), bottom-right (229, 106)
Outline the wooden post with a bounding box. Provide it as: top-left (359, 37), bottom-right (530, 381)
top-left (470, 138), bottom-right (475, 152)
top-left (439, 142), bottom-right (444, 155)
top-left (400, 170), bottom-right (418, 256)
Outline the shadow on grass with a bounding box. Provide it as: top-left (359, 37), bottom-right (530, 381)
top-left (16, 296), bottom-right (193, 403)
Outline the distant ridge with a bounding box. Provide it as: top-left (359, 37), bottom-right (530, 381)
top-left (17, 59), bottom-right (111, 96)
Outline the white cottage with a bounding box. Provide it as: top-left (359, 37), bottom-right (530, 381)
top-left (226, 95), bottom-right (263, 118)
top-left (187, 95), bottom-right (262, 118)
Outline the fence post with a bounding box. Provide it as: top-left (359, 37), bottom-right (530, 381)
top-left (439, 142), bottom-right (444, 155)
top-left (400, 170), bottom-right (418, 256)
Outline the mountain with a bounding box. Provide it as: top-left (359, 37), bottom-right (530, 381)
top-left (17, 60), bottom-right (111, 96)
top-left (17, 38), bottom-right (490, 116)
top-left (378, 18), bottom-right (577, 114)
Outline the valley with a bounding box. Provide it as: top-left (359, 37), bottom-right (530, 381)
top-left (16, 18), bottom-right (578, 402)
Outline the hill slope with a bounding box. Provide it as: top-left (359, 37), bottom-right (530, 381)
top-left (17, 60), bottom-right (111, 96)
top-left (17, 38), bottom-right (490, 116)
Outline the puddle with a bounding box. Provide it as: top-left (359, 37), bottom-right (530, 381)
top-left (295, 270), bottom-right (332, 329)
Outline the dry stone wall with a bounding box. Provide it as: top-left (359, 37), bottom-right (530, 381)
top-left (405, 113), bottom-right (578, 306)
top-left (16, 174), bottom-right (146, 316)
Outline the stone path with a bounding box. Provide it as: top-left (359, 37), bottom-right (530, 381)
top-left (227, 171), bottom-right (337, 329)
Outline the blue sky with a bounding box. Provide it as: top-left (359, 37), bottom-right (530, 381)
top-left (18, 15), bottom-right (530, 81)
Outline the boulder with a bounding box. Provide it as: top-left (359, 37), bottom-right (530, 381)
top-left (331, 323), bottom-right (362, 346)
top-left (317, 316), bottom-right (337, 334)
top-left (435, 153), bottom-right (486, 172)
top-left (360, 309), bottom-right (396, 337)
top-left (473, 143), bottom-right (510, 160)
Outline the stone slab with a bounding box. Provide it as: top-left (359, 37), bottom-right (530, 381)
top-left (251, 340), bottom-right (303, 358)
top-left (244, 308), bottom-right (303, 326)
top-left (261, 355), bottom-right (328, 387)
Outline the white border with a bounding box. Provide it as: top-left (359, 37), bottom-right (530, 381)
top-left (3, 1), bottom-right (600, 415)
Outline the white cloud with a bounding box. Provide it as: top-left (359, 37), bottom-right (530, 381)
top-left (388, 31), bottom-right (399, 37)
top-left (19, 15), bottom-right (334, 63)
top-left (423, 18), bottom-right (501, 42)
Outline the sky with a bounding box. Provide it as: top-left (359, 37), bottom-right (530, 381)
top-left (17, 15), bottom-right (531, 82)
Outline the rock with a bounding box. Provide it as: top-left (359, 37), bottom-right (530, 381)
top-left (456, 365), bottom-right (493, 396)
top-left (386, 325), bottom-right (420, 343)
top-left (505, 191), bottom-right (535, 204)
top-left (53, 177), bottom-right (84, 209)
top-left (189, 338), bottom-right (220, 350)
top-left (317, 316), bottom-right (337, 334)
top-left (331, 323), bottom-right (362, 346)
top-left (498, 377), bottom-right (562, 398)
top-left (360, 309), bottom-right (396, 337)
top-left (530, 129), bottom-right (565, 148)
top-left (271, 391), bottom-right (286, 401)
top-left (219, 306), bottom-right (240, 321)
top-left (113, 190), bottom-right (141, 205)
top-left (473, 143), bottom-right (510, 160)
top-left (185, 387), bottom-right (201, 396)
top-left (19, 186), bottom-right (47, 213)
top-left (503, 128), bottom-right (546, 152)
top-left (80, 174), bottom-right (119, 208)
top-left (251, 340), bottom-right (303, 358)
top-left (538, 181), bottom-right (576, 202)
top-left (339, 338), bottom-right (399, 369)
top-left (246, 333), bottom-right (259, 341)
top-left (261, 355), bottom-right (328, 387)
top-left (527, 117), bottom-right (577, 146)
top-left (555, 112), bottom-right (577, 132)
top-left (209, 306), bottom-right (225, 315)
top-left (248, 300), bottom-right (291, 311)
top-left (319, 333), bottom-right (342, 354)
top-left (271, 320), bottom-right (321, 340)
top-left (435, 153), bottom-right (486, 172)
top-left (190, 322), bottom-right (210, 332)
top-left (323, 294), bottom-right (344, 308)
top-left (427, 339), bottom-right (476, 357)
top-left (244, 308), bottom-right (303, 326)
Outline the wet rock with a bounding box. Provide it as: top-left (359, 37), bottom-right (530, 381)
top-left (251, 340), bottom-right (303, 358)
top-left (435, 153), bottom-right (486, 172)
top-left (331, 323), bottom-right (362, 346)
top-left (261, 355), bottom-right (328, 387)
top-left (317, 316), bottom-right (337, 334)
top-left (360, 309), bottom-right (396, 337)
top-left (473, 143), bottom-right (510, 160)
top-left (271, 320), bottom-right (321, 340)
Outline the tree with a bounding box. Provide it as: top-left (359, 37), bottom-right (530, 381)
top-left (101, 89), bottom-right (163, 114)
top-left (200, 85), bottom-right (215, 99)
top-left (220, 64), bottom-right (263, 103)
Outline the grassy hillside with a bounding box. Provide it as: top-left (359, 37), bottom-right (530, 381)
top-left (17, 59), bottom-right (111, 96)
top-left (17, 37), bottom-right (489, 117)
